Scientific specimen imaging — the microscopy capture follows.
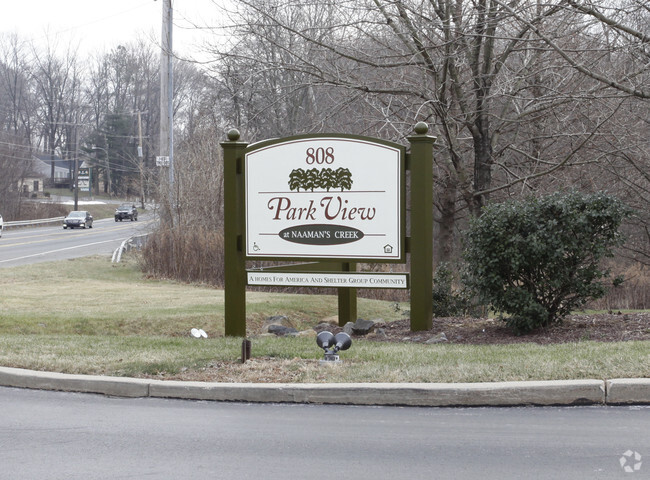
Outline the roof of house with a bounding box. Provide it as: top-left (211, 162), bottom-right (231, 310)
top-left (33, 153), bottom-right (72, 169)
top-left (32, 154), bottom-right (72, 177)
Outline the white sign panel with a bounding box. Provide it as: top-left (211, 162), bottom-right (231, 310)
top-left (77, 178), bottom-right (90, 192)
top-left (247, 272), bottom-right (409, 289)
top-left (245, 137), bottom-right (404, 260)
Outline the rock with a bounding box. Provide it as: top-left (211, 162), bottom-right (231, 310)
top-left (425, 332), bottom-right (448, 344)
top-left (263, 315), bottom-right (298, 334)
top-left (367, 328), bottom-right (388, 340)
top-left (263, 315), bottom-right (289, 327)
top-left (352, 318), bottom-right (375, 335)
top-left (267, 325), bottom-right (298, 336)
top-left (343, 322), bottom-right (355, 335)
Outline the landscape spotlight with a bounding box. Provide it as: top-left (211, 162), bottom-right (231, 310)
top-left (317, 331), bottom-right (352, 363)
top-left (316, 331), bottom-right (335, 349)
top-left (333, 332), bottom-right (352, 352)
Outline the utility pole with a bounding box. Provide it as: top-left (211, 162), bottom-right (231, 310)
top-left (74, 124), bottom-right (80, 211)
top-left (160, 0), bottom-right (174, 219)
top-left (137, 111), bottom-right (145, 209)
top-left (103, 133), bottom-right (112, 197)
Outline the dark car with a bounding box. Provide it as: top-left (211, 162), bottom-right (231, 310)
top-left (63, 211), bottom-right (93, 229)
top-left (115, 204), bottom-right (138, 222)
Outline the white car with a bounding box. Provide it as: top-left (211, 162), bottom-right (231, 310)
top-left (0, 213), bottom-right (3, 237)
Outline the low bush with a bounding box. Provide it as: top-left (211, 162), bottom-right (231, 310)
top-left (463, 191), bottom-right (632, 334)
top-left (139, 227), bottom-right (226, 286)
top-left (432, 262), bottom-right (472, 317)
top-left (13, 202), bottom-right (69, 221)
top-left (589, 263), bottom-right (649, 310)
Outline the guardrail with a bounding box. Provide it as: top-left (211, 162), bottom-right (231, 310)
top-left (112, 233), bottom-right (150, 263)
top-left (4, 216), bottom-right (65, 228)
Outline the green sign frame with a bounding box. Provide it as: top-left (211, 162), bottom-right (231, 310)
top-left (222, 123), bottom-right (435, 336)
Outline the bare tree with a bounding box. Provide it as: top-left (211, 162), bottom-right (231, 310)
top-left (0, 132), bottom-right (31, 218)
top-left (30, 39), bottom-right (81, 183)
top-left (204, 0), bottom-right (648, 267)
top-left (0, 34), bottom-right (36, 143)
top-left (84, 40), bottom-right (160, 198)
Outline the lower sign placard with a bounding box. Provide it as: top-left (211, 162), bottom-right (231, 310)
top-left (247, 272), bottom-right (409, 289)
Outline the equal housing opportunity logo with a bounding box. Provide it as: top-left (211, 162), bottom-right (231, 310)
top-left (620, 450), bottom-right (642, 473)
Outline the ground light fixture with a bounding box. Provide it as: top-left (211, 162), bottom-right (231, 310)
top-left (316, 331), bottom-right (352, 363)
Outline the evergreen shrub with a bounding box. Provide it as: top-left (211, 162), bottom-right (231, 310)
top-left (463, 191), bottom-right (631, 333)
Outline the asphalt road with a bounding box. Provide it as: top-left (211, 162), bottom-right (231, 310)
top-left (0, 214), bottom-right (153, 268)
top-left (1, 208), bottom-right (647, 479)
top-left (0, 387), bottom-right (647, 480)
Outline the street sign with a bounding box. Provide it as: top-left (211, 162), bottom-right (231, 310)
top-left (78, 168), bottom-right (90, 192)
top-left (245, 136), bottom-right (405, 261)
top-left (77, 179), bottom-right (90, 191)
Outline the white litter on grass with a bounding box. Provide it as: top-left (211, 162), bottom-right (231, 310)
top-left (190, 328), bottom-right (208, 338)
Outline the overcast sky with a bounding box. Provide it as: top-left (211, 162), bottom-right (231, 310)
top-left (0, 0), bottom-right (222, 56)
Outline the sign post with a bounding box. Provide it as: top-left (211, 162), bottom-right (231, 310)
top-left (221, 130), bottom-right (248, 337)
top-left (222, 124), bottom-right (434, 336)
top-left (408, 123), bottom-right (435, 331)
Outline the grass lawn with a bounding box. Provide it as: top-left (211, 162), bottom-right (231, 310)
top-left (0, 256), bottom-right (647, 383)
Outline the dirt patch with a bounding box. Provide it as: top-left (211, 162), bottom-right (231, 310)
top-left (146, 357), bottom-right (327, 384)
top-left (325, 312), bottom-right (650, 345)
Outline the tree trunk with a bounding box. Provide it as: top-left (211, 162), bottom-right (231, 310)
top-left (436, 175), bottom-right (457, 267)
top-left (472, 118), bottom-right (492, 215)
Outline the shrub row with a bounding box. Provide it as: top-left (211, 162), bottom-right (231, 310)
top-left (139, 227), bottom-right (225, 286)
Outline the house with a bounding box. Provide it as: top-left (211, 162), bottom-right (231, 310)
top-left (32, 154), bottom-right (73, 189)
top-left (12, 154), bottom-right (55, 195)
top-left (19, 172), bottom-right (44, 195)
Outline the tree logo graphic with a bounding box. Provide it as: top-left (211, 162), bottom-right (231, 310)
top-left (288, 168), bottom-right (353, 192)
top-left (620, 450), bottom-right (642, 473)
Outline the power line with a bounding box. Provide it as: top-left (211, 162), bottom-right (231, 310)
top-left (27, 1), bottom-right (157, 48)
top-left (0, 138), bottom-right (151, 158)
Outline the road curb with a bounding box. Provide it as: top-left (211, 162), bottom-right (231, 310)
top-left (147, 379), bottom-right (606, 406)
top-left (0, 367), bottom-right (149, 398)
top-left (606, 378), bottom-right (650, 405)
top-left (4, 366), bottom-right (644, 406)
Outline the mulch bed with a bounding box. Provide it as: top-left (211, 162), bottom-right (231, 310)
top-left (318, 312), bottom-right (650, 345)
